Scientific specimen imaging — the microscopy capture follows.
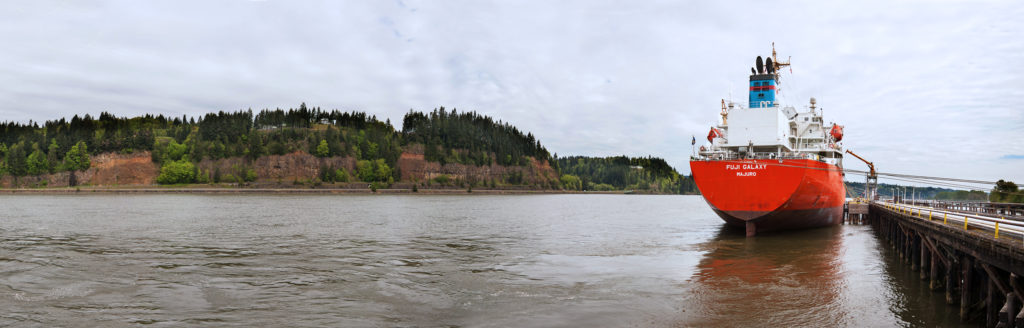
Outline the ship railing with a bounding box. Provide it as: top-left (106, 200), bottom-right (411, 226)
top-left (881, 201), bottom-right (1024, 244)
top-left (694, 152), bottom-right (820, 161)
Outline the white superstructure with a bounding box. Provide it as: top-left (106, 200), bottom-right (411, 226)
top-left (697, 47), bottom-right (844, 166)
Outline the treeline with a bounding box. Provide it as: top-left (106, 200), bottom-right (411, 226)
top-left (846, 182), bottom-right (961, 200)
top-left (556, 155), bottom-right (697, 194)
top-left (0, 103), bottom-right (404, 185)
top-left (1, 112), bottom-right (164, 177)
top-left (846, 180), bottom-right (1024, 203)
top-left (934, 190), bottom-right (988, 201)
top-left (1, 104), bottom-right (692, 194)
top-left (402, 107), bottom-right (548, 166)
top-left (0, 104), bottom-right (554, 188)
top-left (991, 180), bottom-right (1023, 203)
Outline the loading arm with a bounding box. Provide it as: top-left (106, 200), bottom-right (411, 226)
top-left (844, 150), bottom-right (875, 178)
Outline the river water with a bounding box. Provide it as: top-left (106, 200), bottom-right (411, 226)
top-left (0, 194), bottom-right (969, 327)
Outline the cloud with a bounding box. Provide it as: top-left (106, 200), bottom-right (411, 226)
top-left (0, 0), bottom-right (1021, 183)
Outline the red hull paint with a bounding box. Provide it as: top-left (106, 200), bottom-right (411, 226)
top-left (690, 159), bottom-right (845, 235)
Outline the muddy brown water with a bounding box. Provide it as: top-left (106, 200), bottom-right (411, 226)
top-left (1, 194), bottom-right (968, 327)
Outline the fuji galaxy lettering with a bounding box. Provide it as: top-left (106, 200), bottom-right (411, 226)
top-left (725, 164), bottom-right (767, 170)
top-left (725, 163), bottom-right (766, 177)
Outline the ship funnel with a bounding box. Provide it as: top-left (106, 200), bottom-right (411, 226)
top-left (749, 55), bottom-right (777, 108)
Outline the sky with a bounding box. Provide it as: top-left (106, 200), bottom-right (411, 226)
top-left (0, 0), bottom-right (1021, 186)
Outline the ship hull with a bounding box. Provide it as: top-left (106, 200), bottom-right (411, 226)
top-left (690, 159), bottom-right (845, 236)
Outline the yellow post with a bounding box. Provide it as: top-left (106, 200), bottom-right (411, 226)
top-left (995, 222), bottom-right (1000, 239)
top-left (944, 213), bottom-right (947, 224)
top-left (929, 211), bottom-right (932, 221)
top-left (964, 217), bottom-right (969, 230)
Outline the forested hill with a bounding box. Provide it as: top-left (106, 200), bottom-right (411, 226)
top-left (1, 104), bottom-right (403, 178)
top-left (845, 181), bottom-right (988, 201)
top-left (402, 107), bottom-right (548, 166)
top-left (556, 155), bottom-right (698, 194)
top-left (0, 104), bottom-right (691, 193)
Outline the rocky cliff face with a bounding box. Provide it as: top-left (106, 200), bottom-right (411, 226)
top-left (0, 152), bottom-right (159, 188)
top-left (396, 144), bottom-right (558, 186)
top-left (196, 152), bottom-right (355, 182)
top-left (2, 147), bottom-right (557, 188)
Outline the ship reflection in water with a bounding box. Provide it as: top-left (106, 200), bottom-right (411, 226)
top-left (686, 226), bottom-right (846, 326)
top-left (680, 224), bottom-right (968, 327)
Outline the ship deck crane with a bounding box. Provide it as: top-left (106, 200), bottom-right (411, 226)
top-left (845, 150), bottom-right (878, 200)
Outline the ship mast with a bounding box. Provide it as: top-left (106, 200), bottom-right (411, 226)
top-left (720, 99), bottom-right (728, 125)
top-left (770, 42), bottom-right (791, 81)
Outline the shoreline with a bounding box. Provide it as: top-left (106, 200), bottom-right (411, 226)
top-left (0, 187), bottom-right (687, 195)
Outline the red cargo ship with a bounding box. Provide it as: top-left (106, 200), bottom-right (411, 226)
top-left (691, 45), bottom-right (846, 236)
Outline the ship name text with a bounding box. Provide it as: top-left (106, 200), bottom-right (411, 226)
top-left (725, 164), bottom-right (767, 170)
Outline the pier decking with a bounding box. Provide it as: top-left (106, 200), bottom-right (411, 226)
top-left (864, 200), bottom-right (1024, 327)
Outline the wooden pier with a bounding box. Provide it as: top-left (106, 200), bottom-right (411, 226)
top-left (844, 200), bottom-right (869, 224)
top-left (867, 201), bottom-right (1024, 327)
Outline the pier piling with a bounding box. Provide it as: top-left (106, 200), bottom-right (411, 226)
top-left (866, 201), bottom-right (1024, 327)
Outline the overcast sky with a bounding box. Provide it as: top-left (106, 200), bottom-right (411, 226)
top-left (1, 1), bottom-right (1021, 186)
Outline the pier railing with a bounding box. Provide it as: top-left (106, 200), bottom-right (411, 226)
top-left (897, 200), bottom-right (1024, 220)
top-left (883, 201), bottom-right (1024, 243)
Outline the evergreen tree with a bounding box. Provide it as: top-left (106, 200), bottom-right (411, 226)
top-left (5, 142), bottom-right (27, 176)
top-left (26, 147), bottom-right (48, 175)
top-left (63, 141), bottom-right (91, 172)
top-left (46, 139), bottom-right (60, 171)
top-left (315, 139), bottom-right (329, 157)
